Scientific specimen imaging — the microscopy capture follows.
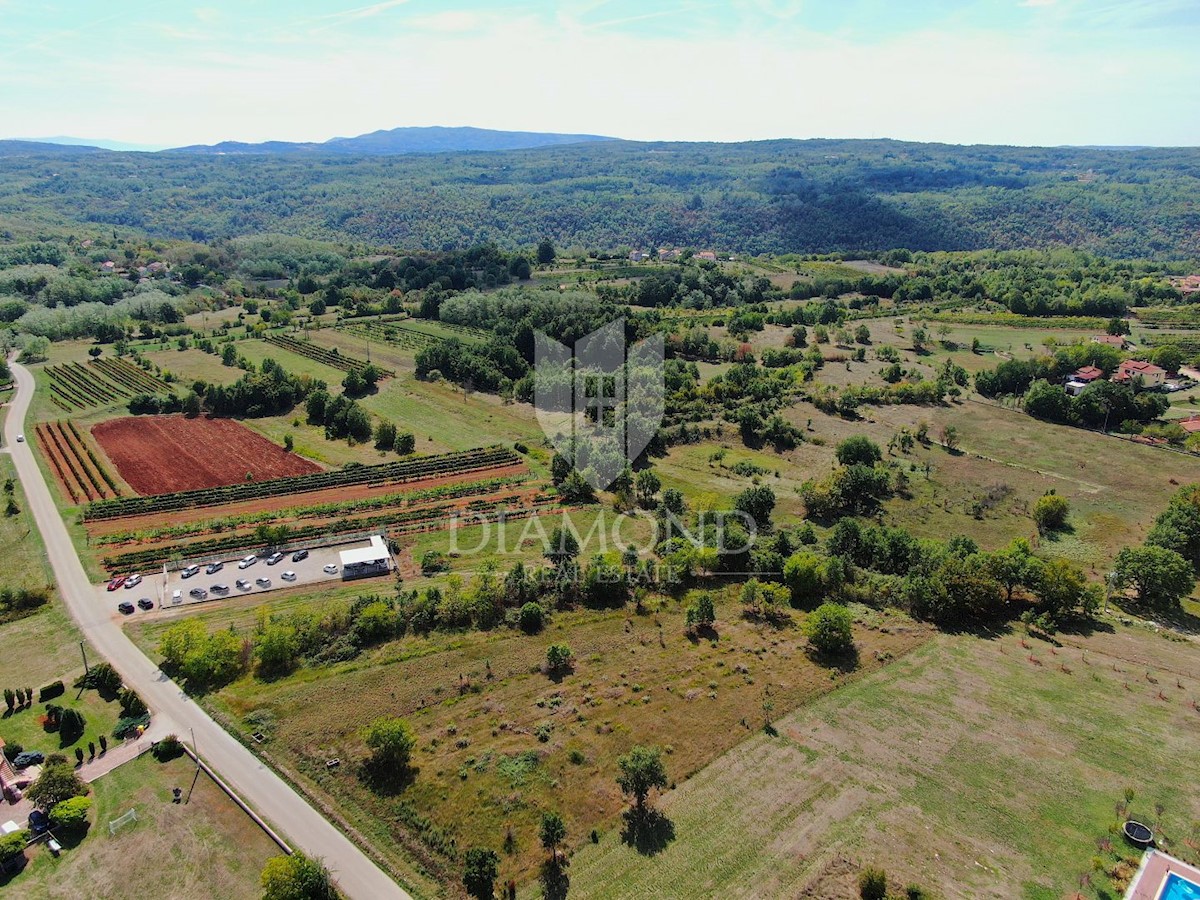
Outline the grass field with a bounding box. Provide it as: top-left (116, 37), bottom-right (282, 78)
top-left (7, 752), bottom-right (278, 900)
top-left (128, 586), bottom-right (931, 893)
top-left (562, 624), bottom-right (1200, 900)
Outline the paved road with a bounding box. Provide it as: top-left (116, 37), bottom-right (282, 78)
top-left (3, 359), bottom-right (410, 900)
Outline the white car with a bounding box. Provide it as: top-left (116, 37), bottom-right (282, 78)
top-left (255, 577), bottom-right (271, 588)
top-left (180, 564), bottom-right (200, 579)
top-left (238, 555), bottom-right (257, 569)
top-left (170, 590), bottom-right (183, 605)
top-left (16, 434), bottom-right (24, 442)
top-left (281, 570), bottom-right (297, 582)
top-left (124, 573), bottom-right (142, 589)
top-left (323, 564), bottom-right (339, 574)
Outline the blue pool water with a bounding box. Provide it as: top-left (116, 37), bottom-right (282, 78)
top-left (1162, 873), bottom-right (1200, 900)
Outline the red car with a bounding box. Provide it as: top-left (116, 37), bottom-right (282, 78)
top-left (106, 575), bottom-right (128, 591)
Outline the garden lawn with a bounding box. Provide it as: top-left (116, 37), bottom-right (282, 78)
top-left (7, 751), bottom-right (278, 900)
top-left (561, 624), bottom-right (1200, 900)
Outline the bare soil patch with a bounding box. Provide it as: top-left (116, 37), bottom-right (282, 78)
top-left (92, 415), bottom-right (321, 495)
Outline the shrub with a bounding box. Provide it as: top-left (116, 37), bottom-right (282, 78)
top-left (0, 830), bottom-right (28, 861)
top-left (260, 853), bottom-right (337, 900)
top-left (118, 687), bottom-right (147, 717)
top-left (38, 680), bottom-right (64, 702)
top-left (84, 661), bottom-right (122, 696)
top-left (26, 761), bottom-right (86, 809)
top-left (1033, 492), bottom-right (1070, 533)
top-left (58, 708), bottom-right (86, 743)
top-left (49, 796), bottom-right (92, 832)
top-left (420, 550), bottom-right (449, 575)
top-left (686, 593), bottom-right (716, 630)
top-left (153, 734), bottom-right (184, 761)
top-left (859, 867), bottom-right (887, 900)
top-left (545, 644), bottom-right (572, 675)
top-left (518, 602), bottom-right (545, 634)
top-left (803, 602), bottom-right (855, 656)
top-left (362, 716), bottom-right (416, 770)
top-left (462, 847), bottom-right (499, 900)
top-left (836, 435), bottom-right (883, 467)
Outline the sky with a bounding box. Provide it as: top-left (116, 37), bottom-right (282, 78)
top-left (1, 0), bottom-right (1198, 149)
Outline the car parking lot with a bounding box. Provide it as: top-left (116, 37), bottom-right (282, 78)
top-left (100, 536), bottom-right (395, 613)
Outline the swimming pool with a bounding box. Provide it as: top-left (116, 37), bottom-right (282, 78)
top-left (1161, 873), bottom-right (1200, 900)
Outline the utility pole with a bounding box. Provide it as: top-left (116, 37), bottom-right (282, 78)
top-left (79, 640), bottom-right (89, 674)
top-left (185, 727), bottom-right (201, 804)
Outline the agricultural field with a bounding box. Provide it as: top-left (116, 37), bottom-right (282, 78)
top-left (35, 419), bottom-right (125, 503)
top-left (5, 742), bottom-right (278, 900)
top-left (265, 333), bottom-right (394, 376)
top-left (129, 588), bottom-right (932, 893)
top-left (91, 415), bottom-right (321, 495)
top-left (341, 318), bottom-right (489, 352)
top-left (43, 358), bottom-right (172, 412)
top-left (563, 625), bottom-right (1200, 900)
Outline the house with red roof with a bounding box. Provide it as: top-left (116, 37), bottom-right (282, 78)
top-left (1113, 359), bottom-right (1166, 387)
top-left (1092, 334), bottom-right (1128, 349)
top-left (1064, 365), bottom-right (1105, 396)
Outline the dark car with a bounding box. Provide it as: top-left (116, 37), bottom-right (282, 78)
top-left (117, 600), bottom-right (135, 615)
top-left (291, 549), bottom-right (309, 562)
top-left (205, 561), bottom-right (224, 575)
top-left (188, 587), bottom-right (208, 600)
top-left (137, 597), bottom-right (154, 611)
top-left (211, 583), bottom-right (230, 594)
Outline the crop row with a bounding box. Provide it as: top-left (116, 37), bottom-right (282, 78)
top-left (100, 492), bottom-right (554, 572)
top-left (342, 319), bottom-right (487, 351)
top-left (92, 357), bottom-right (173, 395)
top-left (264, 334), bottom-right (394, 377)
top-left (95, 474), bottom-right (531, 547)
top-left (45, 358), bottom-right (171, 411)
top-left (84, 445), bottom-right (522, 520)
top-left (37, 421), bottom-right (120, 503)
top-left (36, 423), bottom-right (85, 504)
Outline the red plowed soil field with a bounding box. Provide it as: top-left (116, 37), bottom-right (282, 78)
top-left (92, 416), bottom-right (322, 495)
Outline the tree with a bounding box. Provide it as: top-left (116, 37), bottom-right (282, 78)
top-left (617, 745), bottom-right (668, 816)
top-left (374, 420), bottom-right (397, 451)
top-left (0, 830), bottom-right (28, 862)
top-left (544, 526), bottom-right (579, 566)
top-left (396, 432), bottom-right (416, 455)
top-left (859, 867), bottom-right (888, 900)
top-left (983, 538), bottom-right (1035, 601)
top-left (545, 644), bottom-right (572, 675)
top-left (1151, 343), bottom-right (1184, 374)
top-left (1113, 545), bottom-right (1195, 609)
top-left (635, 469), bottom-right (661, 508)
top-left (783, 551), bottom-right (843, 606)
top-left (26, 760), bottom-right (87, 810)
top-left (182, 391), bottom-right (202, 418)
top-left (539, 811), bottom-right (566, 862)
top-left (342, 367), bottom-right (367, 397)
top-left (686, 593), bottom-right (716, 630)
top-left (260, 853), bottom-right (338, 900)
top-left (362, 717), bottom-right (416, 771)
top-left (734, 485), bottom-right (776, 531)
top-left (462, 847), bottom-right (499, 900)
top-left (518, 602), bottom-right (545, 634)
top-left (558, 469), bottom-right (595, 503)
top-left (1030, 558), bottom-right (1100, 630)
top-left (536, 238), bottom-right (557, 265)
top-left (803, 602), bottom-right (854, 655)
top-left (48, 796), bottom-right (91, 832)
top-left (835, 435), bottom-right (882, 467)
top-left (854, 324), bottom-right (871, 344)
top-left (283, 433), bottom-right (295, 452)
top-left (1032, 493), bottom-right (1069, 533)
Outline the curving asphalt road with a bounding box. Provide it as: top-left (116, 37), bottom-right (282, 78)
top-left (2, 358), bottom-right (410, 900)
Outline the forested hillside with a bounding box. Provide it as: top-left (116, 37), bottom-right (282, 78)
top-left (1, 138), bottom-right (1198, 258)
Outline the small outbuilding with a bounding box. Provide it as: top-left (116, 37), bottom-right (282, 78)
top-left (338, 535), bottom-right (392, 580)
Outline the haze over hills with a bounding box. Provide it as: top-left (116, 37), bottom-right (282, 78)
top-left (0, 126), bottom-right (618, 156)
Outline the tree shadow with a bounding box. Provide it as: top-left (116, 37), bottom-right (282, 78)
top-left (804, 645), bottom-right (860, 674)
top-left (358, 760), bottom-right (417, 796)
top-left (1111, 597), bottom-right (1200, 636)
top-left (539, 859), bottom-right (570, 900)
top-left (620, 807), bottom-right (676, 856)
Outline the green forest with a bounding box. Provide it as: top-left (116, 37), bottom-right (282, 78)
top-left (2, 138), bottom-right (1199, 257)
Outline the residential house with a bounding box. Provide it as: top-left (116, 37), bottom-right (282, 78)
top-left (628, 250), bottom-right (645, 262)
top-left (658, 248), bottom-right (680, 261)
top-left (1091, 334), bottom-right (1128, 349)
top-left (1113, 359), bottom-right (1166, 387)
top-left (697, 250), bottom-right (717, 262)
top-left (1064, 365), bottom-right (1104, 396)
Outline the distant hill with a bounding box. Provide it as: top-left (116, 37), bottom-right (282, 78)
top-left (169, 125), bottom-right (617, 155)
top-left (0, 137), bottom-right (1197, 257)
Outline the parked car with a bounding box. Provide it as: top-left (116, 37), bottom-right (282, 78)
top-left (15, 434), bottom-right (24, 442)
top-left (323, 563), bottom-right (339, 574)
top-left (117, 600), bottom-right (135, 614)
top-left (211, 583), bottom-right (229, 594)
top-left (137, 597), bottom-right (154, 611)
top-left (291, 549), bottom-right (309, 562)
top-left (205, 561), bottom-right (224, 575)
top-left (171, 590), bottom-right (183, 605)
top-left (266, 552), bottom-right (285, 566)
top-left (106, 575), bottom-right (127, 591)
top-left (181, 564), bottom-right (200, 579)
top-left (27, 810), bottom-right (49, 835)
top-left (238, 555), bottom-right (257, 569)
top-left (124, 573), bottom-right (142, 589)
top-left (255, 577), bottom-right (271, 588)
top-left (188, 587), bottom-right (208, 600)
top-left (235, 579), bottom-right (252, 591)
top-left (281, 570), bottom-right (297, 582)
